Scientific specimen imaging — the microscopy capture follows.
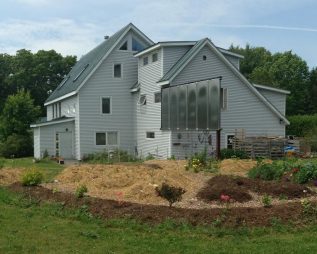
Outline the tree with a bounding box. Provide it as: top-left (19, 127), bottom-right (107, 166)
top-left (0, 89), bottom-right (40, 140)
top-left (308, 68), bottom-right (317, 113)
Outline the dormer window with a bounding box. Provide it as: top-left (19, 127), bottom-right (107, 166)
top-left (119, 41), bottom-right (128, 50)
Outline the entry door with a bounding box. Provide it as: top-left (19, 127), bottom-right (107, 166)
top-left (59, 132), bottom-right (73, 159)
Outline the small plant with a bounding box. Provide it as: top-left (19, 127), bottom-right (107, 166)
top-left (168, 155), bottom-right (176, 160)
top-left (262, 194), bottom-right (272, 208)
top-left (75, 184), bottom-right (88, 198)
top-left (43, 149), bottom-right (49, 158)
top-left (156, 183), bottom-right (186, 208)
top-left (220, 148), bottom-right (248, 160)
top-left (21, 168), bottom-right (44, 186)
top-left (145, 153), bottom-right (155, 160)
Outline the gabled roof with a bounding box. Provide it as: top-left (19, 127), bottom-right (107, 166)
top-left (157, 38), bottom-right (290, 125)
top-left (45, 23), bottom-right (153, 105)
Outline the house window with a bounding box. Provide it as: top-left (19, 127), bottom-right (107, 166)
top-left (107, 131), bottom-right (118, 145)
top-left (95, 131), bottom-right (118, 146)
top-left (143, 56), bottom-right (148, 66)
top-left (96, 132), bottom-right (106, 146)
top-left (138, 94), bottom-right (146, 105)
top-left (114, 64), bottom-right (122, 78)
top-left (152, 53), bottom-right (158, 62)
top-left (101, 97), bottom-right (111, 114)
top-left (58, 102), bottom-right (61, 117)
top-left (52, 104), bottom-right (55, 119)
top-left (154, 92), bottom-right (161, 103)
top-left (221, 88), bottom-right (228, 110)
top-left (227, 135), bottom-right (235, 149)
top-left (146, 132), bottom-right (155, 139)
top-left (132, 37), bottom-right (144, 51)
top-left (119, 41), bottom-right (128, 50)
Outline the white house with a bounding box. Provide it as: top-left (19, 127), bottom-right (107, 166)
top-left (31, 23), bottom-right (290, 160)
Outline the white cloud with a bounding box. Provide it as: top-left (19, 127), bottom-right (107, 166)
top-left (0, 18), bottom-right (105, 57)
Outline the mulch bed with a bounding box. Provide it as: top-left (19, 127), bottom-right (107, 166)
top-left (8, 182), bottom-right (315, 227)
top-left (197, 175), bottom-right (313, 203)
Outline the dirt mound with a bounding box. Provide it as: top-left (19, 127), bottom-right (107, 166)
top-left (46, 160), bottom-right (211, 207)
top-left (197, 175), bottom-right (313, 203)
top-left (219, 159), bottom-right (271, 176)
top-left (0, 168), bottom-right (22, 185)
top-left (8, 183), bottom-right (316, 227)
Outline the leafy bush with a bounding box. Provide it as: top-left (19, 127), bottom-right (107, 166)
top-left (248, 160), bottom-right (292, 181)
top-left (287, 114), bottom-right (317, 136)
top-left (21, 168), bottom-right (44, 186)
top-left (262, 194), bottom-right (272, 208)
top-left (0, 134), bottom-right (33, 158)
top-left (155, 183), bottom-right (186, 207)
top-left (75, 185), bottom-right (88, 198)
top-left (220, 149), bottom-right (248, 160)
top-left (293, 162), bottom-right (317, 184)
top-left (82, 149), bottom-right (140, 163)
top-left (186, 148), bottom-right (219, 173)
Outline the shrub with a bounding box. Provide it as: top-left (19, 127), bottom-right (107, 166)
top-left (21, 168), bottom-right (44, 186)
top-left (287, 114), bottom-right (317, 137)
top-left (75, 184), bottom-right (88, 198)
top-left (262, 194), bottom-right (272, 208)
top-left (248, 160), bottom-right (290, 181)
top-left (220, 148), bottom-right (248, 160)
top-left (0, 134), bottom-right (33, 158)
top-left (156, 183), bottom-right (186, 207)
top-left (293, 162), bottom-right (317, 184)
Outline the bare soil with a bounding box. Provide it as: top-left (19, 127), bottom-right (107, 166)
top-left (8, 183), bottom-right (315, 227)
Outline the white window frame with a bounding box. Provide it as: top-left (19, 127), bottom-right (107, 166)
top-left (100, 96), bottom-right (112, 115)
top-left (94, 131), bottom-right (120, 146)
top-left (113, 63), bottom-right (122, 78)
top-left (146, 131), bottom-right (155, 139)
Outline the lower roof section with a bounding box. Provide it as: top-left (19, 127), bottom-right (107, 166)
top-left (30, 117), bottom-right (75, 128)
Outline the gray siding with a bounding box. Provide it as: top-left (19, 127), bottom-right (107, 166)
top-left (47, 105), bottom-right (53, 121)
top-left (163, 46), bottom-right (192, 75)
top-left (78, 31), bottom-right (139, 158)
top-left (256, 88), bottom-right (286, 115)
top-left (61, 96), bottom-right (77, 117)
top-left (38, 121), bottom-right (75, 158)
top-left (171, 45), bottom-right (286, 149)
top-left (223, 54), bottom-right (240, 69)
top-left (136, 49), bottom-right (171, 158)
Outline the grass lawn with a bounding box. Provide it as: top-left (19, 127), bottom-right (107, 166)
top-left (1, 157), bottom-right (65, 182)
top-left (1, 187), bottom-right (317, 254)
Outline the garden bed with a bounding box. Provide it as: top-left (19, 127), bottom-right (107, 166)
top-left (7, 183), bottom-right (316, 227)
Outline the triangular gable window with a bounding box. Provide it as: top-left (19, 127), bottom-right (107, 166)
top-left (132, 37), bottom-right (145, 52)
top-left (119, 41), bottom-right (128, 50)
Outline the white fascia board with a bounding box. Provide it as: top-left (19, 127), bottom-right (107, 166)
top-left (134, 44), bottom-right (161, 57)
top-left (44, 91), bottom-right (77, 106)
top-left (218, 49), bottom-right (244, 59)
top-left (253, 84), bottom-right (291, 95)
top-left (157, 80), bottom-right (170, 86)
top-left (30, 118), bottom-right (74, 128)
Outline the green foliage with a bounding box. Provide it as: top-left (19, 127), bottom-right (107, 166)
top-left (0, 158), bottom-right (4, 169)
top-left (287, 114), bottom-right (317, 136)
top-left (21, 168), bottom-right (44, 186)
top-left (262, 194), bottom-right (272, 208)
top-left (293, 162), bottom-right (317, 184)
top-left (75, 185), bottom-right (88, 198)
top-left (220, 148), bottom-right (248, 160)
top-left (145, 153), bottom-right (155, 160)
top-left (186, 148), bottom-right (219, 173)
top-left (301, 199), bottom-right (317, 217)
top-left (82, 149), bottom-right (141, 163)
top-left (0, 134), bottom-right (33, 158)
top-left (155, 183), bottom-right (186, 207)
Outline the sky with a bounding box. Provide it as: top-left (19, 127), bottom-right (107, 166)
top-left (0, 0), bottom-right (316, 68)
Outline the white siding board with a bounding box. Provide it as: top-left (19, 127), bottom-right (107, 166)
top-left (33, 128), bottom-right (41, 158)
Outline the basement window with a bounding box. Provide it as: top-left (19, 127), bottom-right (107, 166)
top-left (146, 132), bottom-right (155, 139)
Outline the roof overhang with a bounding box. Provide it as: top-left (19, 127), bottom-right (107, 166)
top-left (253, 84), bottom-right (290, 95)
top-left (44, 91), bottom-right (77, 106)
top-left (30, 117), bottom-right (75, 128)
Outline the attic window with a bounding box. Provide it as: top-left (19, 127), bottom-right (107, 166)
top-left (73, 64), bottom-right (89, 82)
top-left (138, 94), bottom-right (146, 105)
top-left (119, 41), bottom-right (128, 50)
top-left (132, 37), bottom-right (145, 51)
top-left (203, 55), bottom-right (207, 61)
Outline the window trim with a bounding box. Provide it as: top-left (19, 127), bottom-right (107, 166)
top-left (94, 130), bottom-right (120, 146)
top-left (146, 131), bottom-right (155, 139)
top-left (152, 52), bottom-right (158, 63)
top-left (143, 56), bottom-right (148, 66)
top-left (113, 63), bottom-right (122, 78)
top-left (119, 40), bottom-right (128, 51)
top-left (225, 134), bottom-right (235, 149)
top-left (100, 96), bottom-right (112, 115)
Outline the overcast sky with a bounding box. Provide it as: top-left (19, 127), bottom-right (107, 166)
top-left (0, 0), bottom-right (316, 68)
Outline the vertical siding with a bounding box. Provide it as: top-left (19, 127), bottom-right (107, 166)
top-left (78, 32), bottom-right (139, 158)
top-left (171, 45), bottom-right (286, 150)
top-left (33, 128), bottom-right (41, 158)
top-left (136, 49), bottom-right (171, 158)
top-left (163, 46), bottom-right (192, 75)
top-left (256, 88), bottom-right (286, 115)
top-left (39, 121), bottom-right (75, 158)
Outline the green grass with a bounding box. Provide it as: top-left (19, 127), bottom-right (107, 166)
top-left (1, 187), bottom-right (317, 253)
top-left (1, 157), bottom-right (65, 182)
